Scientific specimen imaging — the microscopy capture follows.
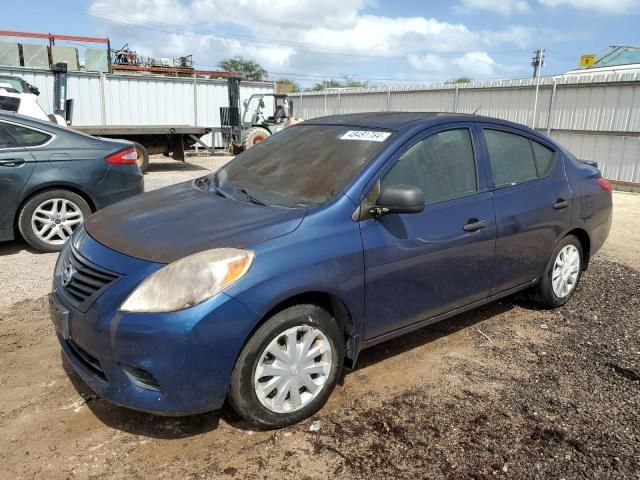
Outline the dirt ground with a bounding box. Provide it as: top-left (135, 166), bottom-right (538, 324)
top-left (0, 157), bottom-right (638, 479)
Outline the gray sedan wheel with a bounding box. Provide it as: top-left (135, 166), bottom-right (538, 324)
top-left (18, 190), bottom-right (91, 252)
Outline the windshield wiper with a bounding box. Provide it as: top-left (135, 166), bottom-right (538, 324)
top-left (235, 187), bottom-right (267, 206)
top-left (207, 173), bottom-right (234, 200)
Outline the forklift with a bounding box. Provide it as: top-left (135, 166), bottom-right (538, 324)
top-left (220, 77), bottom-right (302, 153)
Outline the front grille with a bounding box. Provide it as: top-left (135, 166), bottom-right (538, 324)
top-left (68, 340), bottom-right (107, 381)
top-left (60, 247), bottom-right (119, 310)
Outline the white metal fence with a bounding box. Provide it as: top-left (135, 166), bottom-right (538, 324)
top-left (291, 74), bottom-right (640, 184)
top-left (0, 66), bottom-right (274, 147)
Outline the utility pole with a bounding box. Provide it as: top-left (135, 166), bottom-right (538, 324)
top-left (531, 48), bottom-right (545, 129)
top-left (532, 48), bottom-right (545, 78)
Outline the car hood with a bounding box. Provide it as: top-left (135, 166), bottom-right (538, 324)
top-left (84, 181), bottom-right (306, 264)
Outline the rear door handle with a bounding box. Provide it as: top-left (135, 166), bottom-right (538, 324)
top-left (0, 158), bottom-right (25, 167)
top-left (553, 199), bottom-right (570, 210)
top-left (463, 219), bottom-right (488, 232)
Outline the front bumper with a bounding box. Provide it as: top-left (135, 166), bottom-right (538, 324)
top-left (50, 235), bottom-right (258, 415)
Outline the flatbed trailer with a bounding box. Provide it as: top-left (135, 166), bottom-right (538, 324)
top-left (73, 124), bottom-right (212, 173)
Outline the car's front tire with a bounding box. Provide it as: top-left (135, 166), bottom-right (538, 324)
top-left (228, 304), bottom-right (344, 428)
top-left (18, 189), bottom-right (91, 252)
top-left (534, 234), bottom-right (583, 308)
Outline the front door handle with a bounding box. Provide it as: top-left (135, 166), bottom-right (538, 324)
top-left (0, 158), bottom-right (25, 167)
top-left (553, 199), bottom-right (570, 210)
top-left (463, 219), bottom-right (488, 232)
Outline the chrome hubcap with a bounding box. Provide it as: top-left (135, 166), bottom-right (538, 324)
top-left (254, 325), bottom-right (332, 414)
top-left (31, 198), bottom-right (84, 245)
top-left (552, 244), bottom-right (580, 298)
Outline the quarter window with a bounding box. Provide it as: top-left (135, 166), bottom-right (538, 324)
top-left (382, 129), bottom-right (477, 203)
top-left (484, 129), bottom-right (556, 186)
top-left (2, 123), bottom-right (51, 147)
top-left (530, 140), bottom-right (554, 176)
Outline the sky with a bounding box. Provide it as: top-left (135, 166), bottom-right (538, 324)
top-left (4, 0), bottom-right (640, 88)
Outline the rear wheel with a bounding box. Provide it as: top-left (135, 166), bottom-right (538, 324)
top-left (242, 127), bottom-right (271, 150)
top-left (533, 235), bottom-right (583, 308)
top-left (133, 142), bottom-right (149, 174)
top-left (228, 304), bottom-right (344, 428)
top-left (18, 190), bottom-right (91, 252)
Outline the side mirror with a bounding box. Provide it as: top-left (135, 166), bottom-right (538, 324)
top-left (243, 100), bottom-right (249, 107)
top-left (370, 184), bottom-right (424, 217)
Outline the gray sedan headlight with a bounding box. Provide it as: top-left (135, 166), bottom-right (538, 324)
top-left (120, 248), bottom-right (254, 313)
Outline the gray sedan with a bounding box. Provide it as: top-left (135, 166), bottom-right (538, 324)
top-left (0, 112), bottom-right (143, 252)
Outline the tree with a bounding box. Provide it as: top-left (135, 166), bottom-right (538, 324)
top-left (343, 79), bottom-right (369, 88)
top-left (217, 56), bottom-right (267, 81)
top-left (276, 79), bottom-right (300, 93)
top-left (310, 79), bottom-right (343, 91)
top-left (449, 77), bottom-right (472, 84)
top-left (308, 78), bottom-right (370, 91)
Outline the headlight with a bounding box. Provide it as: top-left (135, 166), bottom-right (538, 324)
top-left (120, 248), bottom-right (254, 313)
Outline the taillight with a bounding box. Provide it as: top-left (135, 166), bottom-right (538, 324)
top-left (106, 147), bottom-right (137, 165)
top-left (595, 178), bottom-right (613, 193)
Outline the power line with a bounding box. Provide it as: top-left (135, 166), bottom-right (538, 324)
top-left (86, 9), bottom-right (435, 59)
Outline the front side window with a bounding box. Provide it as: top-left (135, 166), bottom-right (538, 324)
top-left (2, 123), bottom-right (51, 147)
top-left (382, 128), bottom-right (477, 204)
top-left (485, 129), bottom-right (556, 186)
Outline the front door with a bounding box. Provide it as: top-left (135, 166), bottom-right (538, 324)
top-left (360, 125), bottom-right (496, 340)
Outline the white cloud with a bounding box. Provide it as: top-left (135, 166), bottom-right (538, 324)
top-left (89, 0), bottom-right (540, 82)
top-left (190, 0), bottom-right (370, 30)
top-left (537, 0), bottom-right (640, 14)
top-left (89, 0), bottom-right (191, 25)
top-left (409, 51), bottom-right (498, 78)
top-left (296, 15), bottom-right (479, 55)
top-left (456, 0), bottom-right (531, 15)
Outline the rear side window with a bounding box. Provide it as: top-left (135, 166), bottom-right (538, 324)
top-left (485, 129), bottom-right (556, 186)
top-left (0, 124), bottom-right (21, 149)
top-left (0, 96), bottom-right (20, 112)
top-left (382, 128), bottom-right (477, 203)
top-left (484, 129), bottom-right (537, 186)
top-left (2, 123), bottom-right (52, 147)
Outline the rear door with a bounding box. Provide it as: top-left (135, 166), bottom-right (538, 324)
top-left (0, 122), bottom-right (38, 228)
top-left (478, 124), bottom-right (572, 294)
top-left (360, 123), bottom-right (496, 340)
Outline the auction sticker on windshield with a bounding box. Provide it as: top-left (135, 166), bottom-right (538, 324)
top-left (339, 130), bottom-right (391, 142)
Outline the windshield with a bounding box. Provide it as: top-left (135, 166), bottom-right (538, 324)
top-left (0, 77), bottom-right (23, 92)
top-left (200, 124), bottom-right (392, 207)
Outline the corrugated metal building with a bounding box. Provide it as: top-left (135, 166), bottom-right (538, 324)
top-left (291, 74), bottom-right (640, 185)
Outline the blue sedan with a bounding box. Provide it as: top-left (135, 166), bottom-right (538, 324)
top-left (49, 113), bottom-right (612, 428)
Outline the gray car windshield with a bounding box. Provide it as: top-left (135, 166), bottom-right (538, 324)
top-left (200, 125), bottom-right (392, 207)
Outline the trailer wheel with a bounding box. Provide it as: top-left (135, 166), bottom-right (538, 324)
top-left (242, 127), bottom-right (271, 150)
top-left (133, 142), bottom-right (149, 174)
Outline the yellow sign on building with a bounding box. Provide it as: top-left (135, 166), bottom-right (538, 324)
top-left (579, 54), bottom-right (596, 69)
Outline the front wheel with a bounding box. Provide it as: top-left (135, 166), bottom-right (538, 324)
top-left (242, 127), bottom-right (271, 150)
top-left (228, 304), bottom-right (344, 428)
top-left (533, 235), bottom-right (583, 308)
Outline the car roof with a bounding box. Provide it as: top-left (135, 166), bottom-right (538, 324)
top-left (304, 111), bottom-right (533, 132)
top-left (0, 110), bottom-right (64, 132)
